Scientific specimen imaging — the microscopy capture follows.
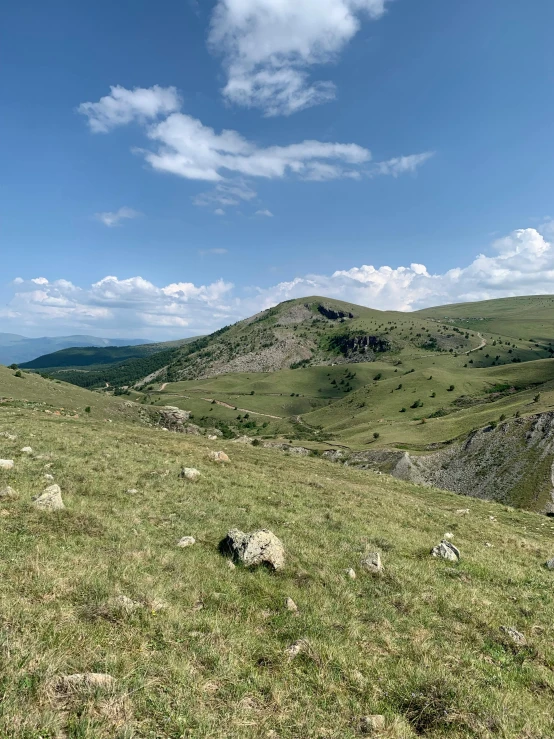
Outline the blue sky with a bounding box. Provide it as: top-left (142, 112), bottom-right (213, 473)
top-left (1, 0), bottom-right (554, 338)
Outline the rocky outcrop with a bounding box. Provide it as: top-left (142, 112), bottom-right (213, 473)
top-left (156, 406), bottom-right (194, 432)
top-left (33, 484), bottom-right (65, 511)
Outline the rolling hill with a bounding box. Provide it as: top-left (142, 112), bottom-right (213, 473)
top-left (0, 332), bottom-right (151, 366)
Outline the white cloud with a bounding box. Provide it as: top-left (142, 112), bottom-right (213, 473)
top-left (81, 86), bottom-right (430, 188)
top-left (255, 209), bottom-right (274, 217)
top-left (373, 152), bottom-right (436, 177)
top-left (78, 85), bottom-right (181, 133)
top-left (209, 0), bottom-right (390, 115)
top-left (214, 209), bottom-right (225, 216)
top-left (95, 207), bottom-right (141, 228)
top-left (8, 227), bottom-right (550, 338)
top-left (198, 248), bottom-right (229, 254)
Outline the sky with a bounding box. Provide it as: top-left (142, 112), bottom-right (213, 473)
top-left (1, 0), bottom-right (554, 339)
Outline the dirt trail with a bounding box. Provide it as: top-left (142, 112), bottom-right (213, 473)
top-left (201, 397), bottom-right (282, 419)
top-left (464, 333), bottom-right (487, 355)
top-left (160, 383), bottom-right (168, 391)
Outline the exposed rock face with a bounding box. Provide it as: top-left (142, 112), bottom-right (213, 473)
top-left (327, 412), bottom-right (554, 512)
top-left (156, 406), bottom-right (192, 432)
top-left (221, 528), bottom-right (285, 571)
top-left (431, 540), bottom-right (460, 561)
top-left (316, 304), bottom-right (354, 320)
top-left (32, 484), bottom-right (65, 511)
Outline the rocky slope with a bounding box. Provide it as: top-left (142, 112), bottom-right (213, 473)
top-left (324, 411), bottom-right (554, 512)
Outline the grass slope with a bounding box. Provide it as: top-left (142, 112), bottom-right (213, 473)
top-left (1, 409), bottom-right (554, 736)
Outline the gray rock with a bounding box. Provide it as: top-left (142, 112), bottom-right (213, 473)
top-left (0, 459), bottom-right (14, 470)
top-left (55, 673), bottom-right (115, 693)
top-left (545, 557), bottom-right (554, 570)
top-left (222, 528), bottom-right (285, 571)
top-left (345, 567), bottom-right (357, 579)
top-left (209, 450), bottom-right (230, 463)
top-left (360, 715), bottom-right (386, 735)
top-left (177, 536), bottom-right (196, 548)
top-left (431, 540), bottom-right (460, 561)
top-left (285, 638), bottom-right (308, 659)
top-left (360, 551), bottom-right (383, 573)
top-left (104, 595), bottom-right (142, 614)
top-left (285, 597), bottom-right (298, 612)
top-left (20, 446), bottom-right (33, 454)
top-left (500, 626), bottom-right (527, 645)
top-left (32, 484), bottom-right (65, 511)
top-left (0, 485), bottom-right (17, 499)
top-left (179, 467), bottom-right (200, 481)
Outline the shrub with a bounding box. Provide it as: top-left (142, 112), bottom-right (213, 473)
top-left (373, 432), bottom-right (380, 439)
top-left (84, 406), bottom-right (91, 414)
top-left (14, 370), bottom-right (22, 378)
top-left (447, 385), bottom-right (455, 391)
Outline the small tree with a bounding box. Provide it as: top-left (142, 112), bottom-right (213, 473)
top-left (14, 370), bottom-right (22, 378)
top-left (85, 406), bottom-right (91, 414)
top-left (373, 432), bottom-right (380, 439)
top-left (447, 385), bottom-right (455, 392)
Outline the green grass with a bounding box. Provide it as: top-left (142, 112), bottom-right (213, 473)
top-left (2, 406), bottom-right (554, 737)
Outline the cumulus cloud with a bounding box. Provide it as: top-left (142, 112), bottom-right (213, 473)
top-left (79, 86), bottom-right (431, 189)
top-left (7, 227), bottom-right (549, 337)
top-left (209, 0), bottom-right (390, 115)
top-left (78, 85), bottom-right (181, 133)
top-left (255, 209), bottom-right (274, 217)
top-left (95, 207), bottom-right (141, 227)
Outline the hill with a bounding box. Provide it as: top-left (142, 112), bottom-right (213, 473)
top-left (1, 387), bottom-right (554, 737)
top-left (0, 332), bottom-right (151, 366)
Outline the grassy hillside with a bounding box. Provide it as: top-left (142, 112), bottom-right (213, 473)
top-left (1, 404), bottom-right (554, 737)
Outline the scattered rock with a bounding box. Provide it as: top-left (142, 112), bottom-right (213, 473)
top-left (443, 532), bottom-right (454, 539)
top-left (500, 626), bottom-right (527, 645)
top-left (44, 474), bottom-right (54, 481)
top-left (0, 485), bottom-right (17, 499)
top-left (126, 488), bottom-right (138, 495)
top-left (20, 447), bottom-right (33, 454)
top-left (0, 432), bottom-right (16, 440)
top-left (345, 568), bottom-right (356, 580)
top-left (177, 536), bottom-right (196, 548)
top-left (209, 451), bottom-right (230, 463)
top-left (360, 715), bottom-right (386, 735)
top-left (456, 508), bottom-right (470, 515)
top-left (156, 406), bottom-right (191, 432)
top-left (0, 460), bottom-right (14, 470)
top-left (285, 638), bottom-right (308, 659)
top-left (32, 484), bottom-right (65, 511)
top-left (221, 528), bottom-right (285, 571)
top-left (545, 558), bottom-right (554, 570)
top-left (431, 540), bottom-right (460, 561)
top-left (179, 467), bottom-right (201, 481)
top-left (206, 428), bottom-right (223, 438)
top-left (227, 560), bottom-right (236, 570)
top-left (285, 597), bottom-right (298, 612)
top-left (54, 673), bottom-right (116, 694)
top-left (207, 435), bottom-right (218, 441)
top-left (360, 551), bottom-right (383, 574)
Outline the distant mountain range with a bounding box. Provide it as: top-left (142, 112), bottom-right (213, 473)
top-left (0, 333), bottom-right (152, 366)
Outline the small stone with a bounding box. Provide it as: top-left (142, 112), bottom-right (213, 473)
top-left (444, 532), bottom-right (454, 539)
top-left (285, 638), bottom-right (308, 659)
top-left (500, 626), bottom-right (527, 645)
top-left (20, 447), bottom-right (33, 454)
top-left (345, 568), bottom-right (356, 579)
top-left (180, 467), bottom-right (201, 481)
top-left (208, 451), bottom-right (230, 463)
top-left (207, 435), bottom-right (218, 440)
top-left (285, 597), bottom-right (298, 612)
top-left (431, 540), bottom-right (460, 561)
top-left (44, 474), bottom-right (54, 481)
top-left (55, 673), bottom-right (115, 693)
top-left (360, 715), bottom-right (386, 735)
top-left (0, 460), bottom-right (14, 470)
top-left (105, 595), bottom-right (142, 613)
top-left (360, 551), bottom-right (383, 574)
top-left (177, 536), bottom-right (196, 548)
top-left (126, 488), bottom-right (138, 495)
top-left (227, 560), bottom-right (236, 570)
top-left (545, 557), bottom-right (554, 570)
top-left (456, 508), bottom-right (470, 515)
top-left (0, 486), bottom-right (17, 499)
top-left (32, 484), bottom-right (65, 511)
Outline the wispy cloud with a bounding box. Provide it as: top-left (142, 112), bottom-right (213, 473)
top-left (255, 209), bottom-right (274, 217)
top-left (208, 0), bottom-right (391, 116)
top-left (95, 207), bottom-right (141, 227)
top-left (198, 247), bottom-right (228, 255)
